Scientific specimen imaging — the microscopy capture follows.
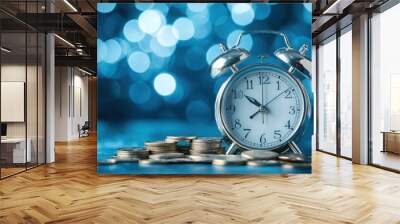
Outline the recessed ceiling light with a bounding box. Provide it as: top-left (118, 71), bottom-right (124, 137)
top-left (1, 47), bottom-right (11, 53)
top-left (54, 34), bottom-right (75, 48)
top-left (78, 67), bottom-right (93, 76)
top-left (63, 0), bottom-right (78, 12)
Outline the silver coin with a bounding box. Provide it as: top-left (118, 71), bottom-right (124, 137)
top-left (188, 154), bottom-right (221, 163)
top-left (118, 147), bottom-right (145, 151)
top-left (278, 153), bottom-right (306, 163)
top-left (149, 153), bottom-right (185, 160)
top-left (139, 159), bottom-right (157, 165)
top-left (241, 150), bottom-right (279, 160)
top-left (247, 160), bottom-right (281, 166)
top-left (192, 137), bottom-right (222, 142)
top-left (212, 155), bottom-right (247, 166)
top-left (115, 158), bottom-right (140, 163)
top-left (140, 158), bottom-right (192, 165)
top-left (97, 158), bottom-right (117, 165)
top-left (145, 141), bottom-right (176, 147)
top-left (165, 136), bottom-right (196, 143)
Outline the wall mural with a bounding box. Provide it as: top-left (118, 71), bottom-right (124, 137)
top-left (97, 3), bottom-right (313, 174)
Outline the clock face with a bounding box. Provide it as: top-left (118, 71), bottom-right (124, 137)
top-left (219, 65), bottom-right (306, 150)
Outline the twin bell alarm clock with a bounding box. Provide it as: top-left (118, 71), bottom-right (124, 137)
top-left (210, 30), bottom-right (312, 155)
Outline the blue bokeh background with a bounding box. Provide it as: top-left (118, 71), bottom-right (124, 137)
top-left (97, 3), bottom-right (312, 174)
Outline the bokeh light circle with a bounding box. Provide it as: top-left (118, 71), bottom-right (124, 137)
top-left (227, 29), bottom-right (253, 50)
top-left (156, 25), bottom-right (179, 47)
top-left (150, 38), bottom-right (176, 57)
top-left (104, 39), bottom-right (122, 63)
top-left (129, 82), bottom-right (152, 104)
top-left (173, 17), bottom-right (195, 41)
top-left (193, 22), bottom-right (212, 39)
top-left (127, 51), bottom-right (150, 73)
top-left (187, 3), bottom-right (208, 12)
top-left (116, 38), bottom-right (131, 58)
top-left (97, 3), bottom-right (116, 13)
top-left (138, 35), bottom-right (152, 53)
top-left (138, 10), bottom-right (164, 34)
top-left (164, 84), bottom-right (185, 104)
top-left (123, 20), bottom-right (145, 42)
top-left (153, 73), bottom-right (176, 96)
top-left (231, 3), bottom-right (255, 26)
top-left (254, 4), bottom-right (271, 20)
top-left (206, 44), bottom-right (221, 65)
top-left (97, 39), bottom-right (107, 62)
top-left (135, 3), bottom-right (154, 11)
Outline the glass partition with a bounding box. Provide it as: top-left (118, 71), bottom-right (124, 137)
top-left (339, 28), bottom-right (352, 158)
top-left (1, 30), bottom-right (28, 177)
top-left (0, 1), bottom-right (46, 179)
top-left (317, 36), bottom-right (337, 154)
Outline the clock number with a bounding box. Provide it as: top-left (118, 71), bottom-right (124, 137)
top-left (226, 105), bottom-right (236, 113)
top-left (284, 89), bottom-right (293, 99)
top-left (289, 106), bottom-right (295, 115)
top-left (245, 78), bottom-right (253, 90)
top-left (259, 133), bottom-right (267, 144)
top-left (232, 89), bottom-right (243, 99)
top-left (258, 75), bottom-right (270, 85)
top-left (233, 119), bottom-right (242, 129)
top-left (243, 128), bottom-right (251, 138)
top-left (276, 81), bottom-right (280, 90)
top-left (274, 130), bottom-right (282, 140)
top-left (284, 120), bottom-right (293, 130)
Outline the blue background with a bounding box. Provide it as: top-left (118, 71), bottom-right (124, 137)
top-left (97, 3), bottom-right (312, 174)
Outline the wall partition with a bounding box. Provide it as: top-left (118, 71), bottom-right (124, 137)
top-left (0, 1), bottom-right (46, 179)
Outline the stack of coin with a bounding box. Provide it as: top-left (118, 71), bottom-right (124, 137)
top-left (191, 137), bottom-right (223, 155)
top-left (188, 154), bottom-right (220, 163)
top-left (116, 147), bottom-right (149, 162)
top-left (145, 141), bottom-right (177, 154)
top-left (97, 158), bottom-right (117, 165)
top-left (140, 157), bottom-right (193, 165)
top-left (212, 155), bottom-right (247, 166)
top-left (278, 153), bottom-right (306, 163)
top-left (247, 160), bottom-right (281, 166)
top-left (241, 150), bottom-right (279, 160)
top-left (165, 136), bottom-right (196, 154)
top-left (149, 152), bottom-right (185, 160)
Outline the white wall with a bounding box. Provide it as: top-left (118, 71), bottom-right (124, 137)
top-left (55, 67), bottom-right (89, 141)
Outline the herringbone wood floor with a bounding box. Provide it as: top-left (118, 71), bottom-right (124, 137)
top-left (1, 135), bottom-right (400, 224)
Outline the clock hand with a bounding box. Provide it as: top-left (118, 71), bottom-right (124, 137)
top-left (264, 87), bottom-right (291, 107)
top-left (261, 76), bottom-right (265, 124)
top-left (249, 110), bottom-right (261, 119)
top-left (244, 95), bottom-right (262, 107)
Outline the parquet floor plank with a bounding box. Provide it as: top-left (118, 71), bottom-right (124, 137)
top-left (0, 135), bottom-right (399, 223)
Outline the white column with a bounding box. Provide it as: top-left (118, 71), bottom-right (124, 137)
top-left (352, 14), bottom-right (369, 164)
top-left (46, 32), bottom-right (55, 163)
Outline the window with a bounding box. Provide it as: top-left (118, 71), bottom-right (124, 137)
top-left (371, 3), bottom-right (400, 171)
top-left (317, 36), bottom-right (337, 154)
top-left (339, 28), bottom-right (352, 158)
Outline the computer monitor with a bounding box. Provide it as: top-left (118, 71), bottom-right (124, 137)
top-left (1, 123), bottom-right (7, 137)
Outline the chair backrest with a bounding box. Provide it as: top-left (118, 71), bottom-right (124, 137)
top-left (82, 121), bottom-right (90, 129)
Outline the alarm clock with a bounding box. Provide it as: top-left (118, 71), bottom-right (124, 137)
top-left (210, 30), bottom-right (312, 155)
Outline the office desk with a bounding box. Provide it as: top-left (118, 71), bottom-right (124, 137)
top-left (1, 138), bottom-right (31, 163)
top-left (382, 131), bottom-right (400, 154)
